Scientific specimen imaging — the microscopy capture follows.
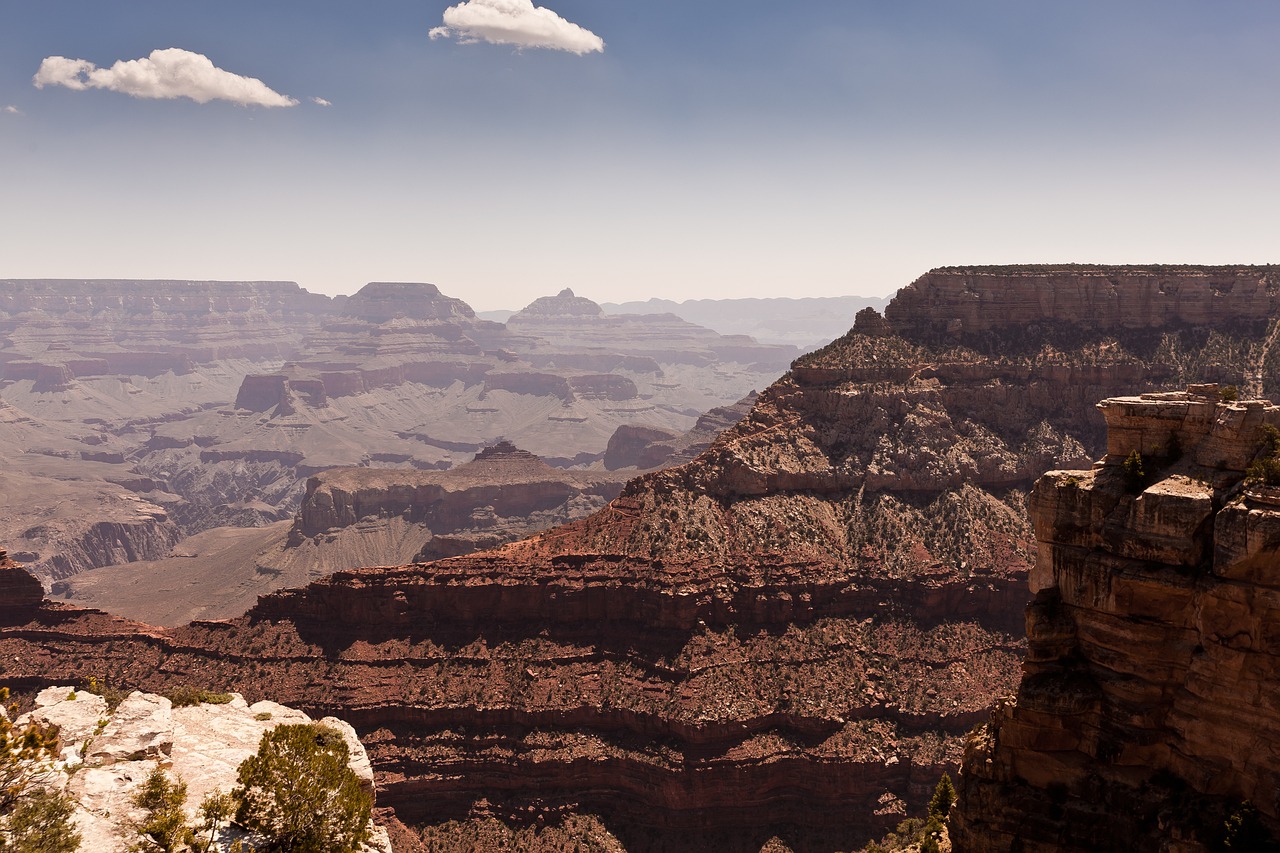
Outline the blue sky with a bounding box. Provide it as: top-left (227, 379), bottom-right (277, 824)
top-left (3, 1), bottom-right (1280, 309)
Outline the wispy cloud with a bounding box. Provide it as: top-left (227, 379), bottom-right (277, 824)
top-left (311, 96), bottom-right (332, 107)
top-left (430, 0), bottom-right (603, 55)
top-left (33, 48), bottom-right (297, 107)
top-left (2, 106), bottom-right (20, 115)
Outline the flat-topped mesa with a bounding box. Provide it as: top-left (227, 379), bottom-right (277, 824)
top-left (952, 386), bottom-right (1280, 851)
top-left (886, 265), bottom-right (1280, 341)
top-left (290, 443), bottom-right (626, 541)
top-left (0, 279), bottom-right (332, 318)
top-left (340, 282), bottom-right (477, 323)
top-left (472, 439), bottom-right (539, 462)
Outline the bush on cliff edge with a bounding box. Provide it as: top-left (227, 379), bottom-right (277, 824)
top-left (232, 723), bottom-right (372, 853)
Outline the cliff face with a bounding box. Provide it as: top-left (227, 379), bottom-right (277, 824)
top-left (289, 441), bottom-right (629, 562)
top-left (952, 386), bottom-right (1280, 852)
top-left (887, 265), bottom-right (1280, 341)
top-left (9, 267), bottom-right (1280, 849)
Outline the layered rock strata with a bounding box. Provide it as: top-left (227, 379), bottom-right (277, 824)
top-left (0, 279), bottom-right (790, 576)
top-left (7, 268), bottom-right (1280, 848)
top-left (952, 386), bottom-right (1280, 851)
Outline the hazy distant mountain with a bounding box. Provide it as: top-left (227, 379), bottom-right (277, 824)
top-left (598, 295), bottom-right (891, 349)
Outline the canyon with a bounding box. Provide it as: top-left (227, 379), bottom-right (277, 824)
top-left (4, 265), bottom-right (1280, 850)
top-left (0, 279), bottom-right (791, 585)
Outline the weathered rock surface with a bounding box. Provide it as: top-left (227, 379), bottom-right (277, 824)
top-left (952, 387), bottom-right (1280, 852)
top-left (887, 265), bottom-right (1280, 342)
top-left (603, 393), bottom-right (758, 471)
top-left (51, 444), bottom-right (631, 626)
top-left (17, 685), bottom-right (391, 853)
top-left (0, 549), bottom-right (44, 610)
top-left (10, 267), bottom-right (1280, 849)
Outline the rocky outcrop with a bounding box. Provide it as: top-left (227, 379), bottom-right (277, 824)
top-left (0, 549), bottom-right (43, 611)
top-left (340, 281), bottom-right (477, 323)
top-left (603, 392), bottom-right (759, 470)
top-left (516, 288), bottom-right (604, 318)
top-left (288, 441), bottom-right (629, 557)
top-left (602, 424), bottom-right (682, 470)
top-left (11, 267), bottom-right (1280, 849)
top-left (952, 386), bottom-right (1280, 852)
top-left (18, 685), bottom-right (391, 853)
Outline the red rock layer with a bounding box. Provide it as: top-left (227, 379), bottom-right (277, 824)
top-left (8, 268), bottom-right (1280, 848)
top-left (952, 386), bottom-right (1280, 851)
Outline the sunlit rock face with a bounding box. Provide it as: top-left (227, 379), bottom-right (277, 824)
top-left (9, 267), bottom-right (1280, 849)
top-left (17, 685), bottom-right (391, 853)
top-left (953, 386), bottom-right (1280, 852)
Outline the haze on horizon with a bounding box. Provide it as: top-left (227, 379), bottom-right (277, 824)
top-left (3, 1), bottom-right (1279, 312)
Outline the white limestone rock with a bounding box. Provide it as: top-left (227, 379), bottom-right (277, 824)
top-left (17, 688), bottom-right (388, 853)
top-left (86, 690), bottom-right (172, 762)
top-left (20, 686), bottom-right (108, 747)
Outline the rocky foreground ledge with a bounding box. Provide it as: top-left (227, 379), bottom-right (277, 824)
top-left (12, 685), bottom-right (391, 853)
top-left (952, 385), bottom-right (1280, 851)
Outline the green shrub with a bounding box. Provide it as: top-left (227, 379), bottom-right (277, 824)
top-left (129, 768), bottom-right (193, 852)
top-left (1216, 800), bottom-right (1277, 852)
top-left (1221, 385), bottom-right (1239, 403)
top-left (1247, 425), bottom-right (1280, 487)
top-left (233, 723), bottom-right (372, 853)
top-left (0, 685), bottom-right (80, 851)
top-left (928, 773), bottom-right (956, 820)
top-left (1122, 450), bottom-right (1147, 494)
top-left (2, 786), bottom-right (81, 852)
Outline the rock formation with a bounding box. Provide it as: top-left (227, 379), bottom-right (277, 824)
top-left (7, 267), bottom-right (1280, 849)
top-left (51, 443), bottom-right (632, 626)
top-left (0, 279), bottom-right (788, 581)
top-left (602, 393), bottom-right (758, 471)
top-left (952, 386), bottom-right (1280, 851)
top-left (16, 684), bottom-right (390, 852)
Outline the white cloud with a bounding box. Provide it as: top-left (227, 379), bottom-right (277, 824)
top-left (33, 48), bottom-right (298, 107)
top-left (432, 0), bottom-right (604, 55)
top-left (2, 106), bottom-right (20, 115)
top-left (311, 96), bottom-right (332, 107)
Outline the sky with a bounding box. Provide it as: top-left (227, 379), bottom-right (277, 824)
top-left (4, 1), bottom-right (1280, 310)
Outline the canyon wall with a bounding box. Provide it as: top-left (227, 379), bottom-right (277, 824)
top-left (6, 267), bottom-right (1280, 850)
top-left (952, 386), bottom-right (1280, 851)
top-left (887, 265), bottom-right (1280, 341)
top-left (0, 279), bottom-right (789, 579)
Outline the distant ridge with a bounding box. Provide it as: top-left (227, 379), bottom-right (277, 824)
top-left (600, 294), bottom-right (890, 349)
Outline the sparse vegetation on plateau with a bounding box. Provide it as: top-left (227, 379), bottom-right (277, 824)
top-left (0, 686), bottom-right (81, 851)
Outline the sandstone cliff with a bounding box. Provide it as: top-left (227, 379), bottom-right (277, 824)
top-left (952, 386), bottom-right (1280, 851)
top-left (8, 267), bottom-right (1280, 850)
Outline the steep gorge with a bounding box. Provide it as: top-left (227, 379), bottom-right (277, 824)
top-left (6, 266), bottom-right (1280, 849)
